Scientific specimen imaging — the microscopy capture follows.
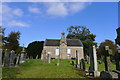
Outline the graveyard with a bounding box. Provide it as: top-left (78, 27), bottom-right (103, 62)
top-left (1, 2), bottom-right (120, 79)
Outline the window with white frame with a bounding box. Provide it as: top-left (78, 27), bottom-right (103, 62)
top-left (67, 48), bottom-right (71, 56)
top-left (56, 48), bottom-right (59, 56)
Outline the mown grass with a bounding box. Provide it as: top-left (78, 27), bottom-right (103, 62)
top-left (2, 59), bottom-right (116, 79)
top-left (2, 59), bottom-right (92, 79)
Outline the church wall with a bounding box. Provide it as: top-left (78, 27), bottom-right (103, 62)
top-left (44, 46), bottom-right (59, 58)
top-left (42, 46), bottom-right (84, 59)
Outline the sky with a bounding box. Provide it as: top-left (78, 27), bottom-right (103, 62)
top-left (1, 2), bottom-right (118, 47)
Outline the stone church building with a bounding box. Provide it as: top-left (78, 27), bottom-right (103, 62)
top-left (41, 33), bottom-right (84, 59)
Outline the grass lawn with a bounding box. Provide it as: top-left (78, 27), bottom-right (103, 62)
top-left (2, 59), bottom-right (116, 79)
top-left (2, 59), bottom-right (92, 79)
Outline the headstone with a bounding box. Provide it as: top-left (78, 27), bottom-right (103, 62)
top-left (103, 46), bottom-right (112, 71)
top-left (20, 53), bottom-right (25, 63)
top-left (100, 46), bottom-right (119, 78)
top-left (43, 50), bottom-right (47, 63)
top-left (20, 45), bottom-right (26, 63)
top-left (75, 50), bottom-right (80, 68)
top-left (89, 45), bottom-right (100, 77)
top-left (80, 59), bottom-right (85, 71)
top-left (16, 54), bottom-right (21, 66)
top-left (4, 49), bottom-right (10, 67)
top-left (9, 50), bottom-right (15, 66)
top-left (47, 52), bottom-right (51, 63)
top-left (115, 49), bottom-right (120, 78)
top-left (115, 50), bottom-right (120, 71)
top-left (71, 61), bottom-right (74, 66)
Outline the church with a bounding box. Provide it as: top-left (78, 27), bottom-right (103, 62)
top-left (41, 33), bottom-right (84, 59)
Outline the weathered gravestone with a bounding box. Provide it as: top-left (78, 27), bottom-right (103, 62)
top-left (89, 45), bottom-right (100, 77)
top-left (75, 50), bottom-right (80, 68)
top-left (43, 50), bottom-right (47, 63)
top-left (80, 59), bottom-right (85, 71)
top-left (9, 50), bottom-right (16, 66)
top-left (71, 61), bottom-right (75, 66)
top-left (20, 53), bottom-right (25, 63)
top-left (47, 52), bottom-right (51, 63)
top-left (20, 46), bottom-right (27, 63)
top-left (100, 46), bottom-right (119, 78)
top-left (15, 54), bottom-right (21, 66)
top-left (4, 49), bottom-right (10, 67)
top-left (114, 49), bottom-right (120, 78)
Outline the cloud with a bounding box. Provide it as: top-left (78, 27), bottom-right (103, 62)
top-left (13, 8), bottom-right (24, 16)
top-left (46, 3), bottom-right (68, 17)
top-left (44, 2), bottom-right (89, 17)
top-left (2, 4), bottom-right (29, 27)
top-left (7, 21), bottom-right (29, 27)
top-left (28, 7), bottom-right (41, 14)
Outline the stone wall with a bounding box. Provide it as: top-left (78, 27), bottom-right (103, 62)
top-left (41, 46), bottom-right (84, 59)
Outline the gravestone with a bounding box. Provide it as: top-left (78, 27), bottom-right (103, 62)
top-left (104, 46), bottom-right (112, 71)
top-left (16, 54), bottom-right (21, 66)
top-left (47, 52), bottom-right (51, 63)
top-left (75, 50), bottom-right (80, 68)
top-left (9, 50), bottom-right (15, 66)
top-left (4, 49), bottom-right (10, 67)
top-left (71, 61), bottom-right (74, 66)
top-left (20, 46), bottom-right (26, 63)
top-left (20, 53), bottom-right (25, 63)
top-left (43, 50), bottom-right (47, 63)
top-left (100, 46), bottom-right (119, 78)
top-left (80, 59), bottom-right (85, 71)
top-left (89, 45), bottom-right (100, 77)
top-left (114, 49), bottom-right (120, 78)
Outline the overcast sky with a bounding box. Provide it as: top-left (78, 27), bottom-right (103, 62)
top-left (2, 2), bottom-right (118, 47)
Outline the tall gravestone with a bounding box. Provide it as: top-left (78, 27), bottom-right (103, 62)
top-left (76, 50), bottom-right (80, 68)
top-left (115, 49), bottom-right (120, 78)
top-left (89, 45), bottom-right (100, 77)
top-left (104, 46), bottom-right (112, 71)
top-left (4, 49), bottom-right (10, 67)
top-left (9, 50), bottom-right (15, 66)
top-left (20, 45), bottom-right (26, 63)
top-left (16, 54), bottom-right (21, 66)
top-left (47, 52), bottom-right (51, 63)
top-left (100, 46), bottom-right (119, 78)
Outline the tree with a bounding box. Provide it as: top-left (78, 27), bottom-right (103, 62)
top-left (67, 26), bottom-right (97, 56)
top-left (115, 27), bottom-right (120, 46)
top-left (5, 31), bottom-right (21, 51)
top-left (97, 40), bottom-right (118, 58)
top-left (27, 41), bottom-right (44, 59)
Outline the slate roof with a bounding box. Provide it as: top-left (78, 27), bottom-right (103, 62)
top-left (45, 39), bottom-right (83, 46)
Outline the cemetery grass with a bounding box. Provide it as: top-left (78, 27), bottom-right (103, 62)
top-left (2, 59), bottom-right (92, 79)
top-left (85, 59), bottom-right (116, 72)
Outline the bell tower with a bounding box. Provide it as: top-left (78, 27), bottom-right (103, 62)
top-left (60, 32), bottom-right (67, 59)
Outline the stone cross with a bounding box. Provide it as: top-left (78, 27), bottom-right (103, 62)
top-left (10, 50), bottom-right (15, 66)
top-left (89, 45), bottom-right (100, 77)
top-left (103, 46), bottom-right (112, 71)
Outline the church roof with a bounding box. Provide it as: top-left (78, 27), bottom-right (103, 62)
top-left (45, 39), bottom-right (83, 47)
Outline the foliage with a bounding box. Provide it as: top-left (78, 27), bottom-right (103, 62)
top-left (27, 41), bottom-right (44, 59)
top-left (67, 26), bottom-right (97, 56)
top-left (4, 31), bottom-right (21, 51)
top-left (97, 40), bottom-right (118, 58)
